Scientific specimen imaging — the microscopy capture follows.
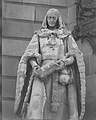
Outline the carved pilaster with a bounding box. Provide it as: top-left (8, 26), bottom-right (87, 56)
top-left (72, 0), bottom-right (96, 54)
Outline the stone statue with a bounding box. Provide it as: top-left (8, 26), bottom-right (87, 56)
top-left (14, 8), bottom-right (86, 120)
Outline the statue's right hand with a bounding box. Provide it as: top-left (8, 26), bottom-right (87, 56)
top-left (33, 66), bottom-right (41, 78)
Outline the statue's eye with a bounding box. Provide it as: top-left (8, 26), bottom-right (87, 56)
top-left (52, 17), bottom-right (57, 20)
top-left (48, 16), bottom-right (51, 20)
top-left (48, 16), bottom-right (57, 20)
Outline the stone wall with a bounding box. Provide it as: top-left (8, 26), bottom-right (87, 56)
top-left (2, 0), bottom-right (96, 120)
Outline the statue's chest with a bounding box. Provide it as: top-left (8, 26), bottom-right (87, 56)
top-left (39, 36), bottom-right (65, 59)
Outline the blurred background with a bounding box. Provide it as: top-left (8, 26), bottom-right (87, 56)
top-left (2, 0), bottom-right (96, 120)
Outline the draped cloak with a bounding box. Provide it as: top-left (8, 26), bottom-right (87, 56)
top-left (14, 9), bottom-right (86, 120)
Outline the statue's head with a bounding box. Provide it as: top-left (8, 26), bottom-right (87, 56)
top-left (46, 9), bottom-right (59, 30)
top-left (42, 8), bottom-right (65, 30)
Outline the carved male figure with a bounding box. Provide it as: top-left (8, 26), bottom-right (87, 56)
top-left (14, 8), bottom-right (86, 120)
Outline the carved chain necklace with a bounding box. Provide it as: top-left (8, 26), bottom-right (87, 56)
top-left (47, 33), bottom-right (58, 48)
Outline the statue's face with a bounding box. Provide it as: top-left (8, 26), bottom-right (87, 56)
top-left (47, 12), bottom-right (58, 28)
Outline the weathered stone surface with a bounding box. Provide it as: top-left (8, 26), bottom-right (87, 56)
top-left (2, 56), bottom-right (19, 76)
top-left (68, 4), bottom-right (76, 24)
top-left (2, 0), bottom-right (22, 2)
top-left (84, 55), bottom-right (90, 76)
top-left (67, 0), bottom-right (76, 7)
top-left (2, 118), bottom-right (11, 120)
top-left (77, 39), bottom-right (93, 56)
top-left (35, 6), bottom-right (68, 23)
top-left (86, 74), bottom-right (96, 98)
top-left (2, 118), bottom-right (21, 120)
top-left (2, 77), bottom-right (16, 98)
top-left (2, 100), bottom-right (15, 118)
top-left (83, 74), bottom-right (96, 120)
top-left (23, 0), bottom-right (67, 6)
top-left (2, 118), bottom-right (22, 120)
top-left (84, 97), bottom-right (96, 120)
top-left (2, 1), bottom-right (96, 120)
top-left (80, 20), bottom-right (96, 36)
top-left (84, 55), bottom-right (96, 76)
top-left (2, 75), bottom-right (96, 120)
top-left (76, 40), bottom-right (96, 76)
top-left (2, 38), bottom-right (29, 56)
top-left (59, 8), bottom-right (68, 24)
top-left (81, 0), bottom-right (96, 8)
top-left (23, 0), bottom-right (51, 5)
top-left (67, 21), bottom-right (76, 31)
top-left (88, 54), bottom-right (96, 75)
top-left (51, 0), bottom-right (67, 6)
top-left (3, 0), bottom-right (67, 6)
top-left (35, 6), bottom-right (49, 22)
top-left (2, 20), bottom-right (41, 38)
top-left (2, 2), bottom-right (35, 21)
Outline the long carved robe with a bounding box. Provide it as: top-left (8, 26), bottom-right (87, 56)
top-left (14, 28), bottom-right (86, 120)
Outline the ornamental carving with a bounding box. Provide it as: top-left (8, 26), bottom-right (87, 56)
top-left (72, 0), bottom-right (96, 54)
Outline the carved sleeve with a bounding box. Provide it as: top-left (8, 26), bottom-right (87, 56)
top-left (19, 34), bottom-right (41, 65)
top-left (66, 35), bottom-right (83, 57)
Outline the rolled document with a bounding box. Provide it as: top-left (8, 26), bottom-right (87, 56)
top-left (35, 61), bottom-right (60, 78)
